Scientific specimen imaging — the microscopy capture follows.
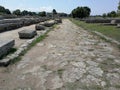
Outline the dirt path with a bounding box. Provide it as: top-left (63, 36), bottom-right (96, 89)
top-left (0, 24), bottom-right (36, 48)
top-left (0, 19), bottom-right (120, 90)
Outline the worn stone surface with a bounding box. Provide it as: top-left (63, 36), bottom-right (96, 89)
top-left (0, 39), bottom-right (14, 58)
top-left (0, 17), bottom-right (49, 33)
top-left (111, 20), bottom-right (116, 24)
top-left (35, 24), bottom-right (45, 30)
top-left (0, 19), bottom-right (120, 90)
top-left (43, 20), bottom-right (55, 27)
top-left (18, 30), bottom-right (37, 39)
top-left (85, 19), bottom-right (111, 23)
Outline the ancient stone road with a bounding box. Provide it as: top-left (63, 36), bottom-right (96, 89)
top-left (0, 19), bottom-right (120, 90)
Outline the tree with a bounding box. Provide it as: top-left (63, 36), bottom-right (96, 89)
top-left (38, 11), bottom-right (46, 17)
top-left (52, 9), bottom-right (57, 15)
top-left (0, 6), bottom-right (11, 14)
top-left (71, 6), bottom-right (91, 18)
top-left (59, 13), bottom-right (68, 17)
top-left (110, 11), bottom-right (117, 17)
top-left (102, 13), bottom-right (107, 18)
top-left (13, 9), bottom-right (21, 16)
top-left (21, 10), bottom-right (29, 16)
top-left (118, 5), bottom-right (120, 11)
top-left (117, 1), bottom-right (120, 16)
top-left (107, 11), bottom-right (117, 17)
top-left (107, 12), bottom-right (111, 17)
top-left (0, 6), bottom-right (6, 13)
top-left (84, 6), bottom-right (91, 17)
top-left (29, 12), bottom-right (37, 16)
top-left (27, 11), bottom-right (32, 16)
top-left (5, 9), bottom-right (11, 14)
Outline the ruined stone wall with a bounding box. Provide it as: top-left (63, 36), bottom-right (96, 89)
top-left (0, 17), bottom-right (50, 33)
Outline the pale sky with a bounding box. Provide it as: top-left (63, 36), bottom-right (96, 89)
top-left (0, 0), bottom-right (119, 15)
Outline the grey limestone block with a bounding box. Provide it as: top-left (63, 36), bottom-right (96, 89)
top-left (0, 59), bottom-right (11, 66)
top-left (43, 21), bottom-right (55, 27)
top-left (0, 18), bottom-right (22, 24)
top-left (18, 30), bottom-right (37, 39)
top-left (35, 24), bottom-right (45, 30)
top-left (117, 24), bottom-right (120, 28)
top-left (0, 39), bottom-right (15, 58)
top-left (111, 20), bottom-right (117, 24)
top-left (85, 19), bottom-right (111, 23)
top-left (0, 22), bottom-right (23, 33)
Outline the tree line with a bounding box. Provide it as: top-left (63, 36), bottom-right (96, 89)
top-left (0, 5), bottom-right (68, 17)
top-left (102, 11), bottom-right (118, 18)
top-left (0, 6), bottom-right (11, 14)
top-left (1, 2), bottom-right (120, 18)
top-left (71, 1), bottom-right (120, 18)
top-left (0, 5), bottom-right (46, 17)
top-left (102, 1), bottom-right (120, 18)
top-left (0, 5), bottom-right (92, 18)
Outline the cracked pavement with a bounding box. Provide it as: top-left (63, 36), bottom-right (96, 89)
top-left (0, 19), bottom-right (120, 90)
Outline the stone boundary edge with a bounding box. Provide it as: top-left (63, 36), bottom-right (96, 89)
top-left (92, 31), bottom-right (120, 46)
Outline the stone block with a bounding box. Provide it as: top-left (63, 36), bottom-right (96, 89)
top-left (85, 19), bottom-right (111, 23)
top-left (0, 39), bottom-right (15, 58)
top-left (0, 59), bottom-right (11, 66)
top-left (111, 19), bottom-right (120, 24)
top-left (23, 19), bottom-right (33, 26)
top-left (111, 20), bottom-right (117, 24)
top-left (18, 30), bottom-right (37, 39)
top-left (117, 24), bottom-right (120, 28)
top-left (114, 19), bottom-right (120, 23)
top-left (0, 23), bottom-right (23, 33)
top-left (55, 19), bottom-right (62, 24)
top-left (0, 19), bottom-right (22, 24)
top-left (43, 21), bottom-right (55, 27)
top-left (35, 24), bottom-right (45, 30)
top-left (0, 24), bottom-right (6, 32)
top-left (103, 23), bottom-right (117, 26)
